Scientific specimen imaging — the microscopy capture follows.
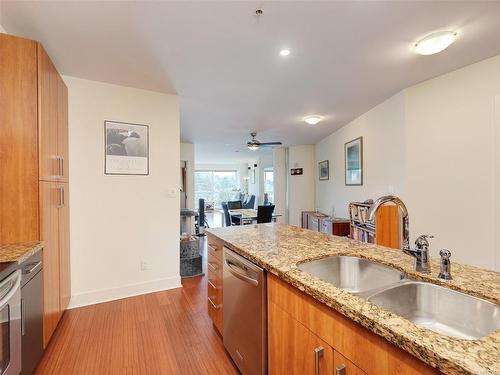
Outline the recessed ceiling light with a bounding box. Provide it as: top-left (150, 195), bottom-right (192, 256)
top-left (414, 31), bottom-right (457, 55)
top-left (279, 49), bottom-right (291, 57)
top-left (304, 115), bottom-right (322, 125)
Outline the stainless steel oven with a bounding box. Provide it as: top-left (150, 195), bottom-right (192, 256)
top-left (0, 270), bottom-right (21, 375)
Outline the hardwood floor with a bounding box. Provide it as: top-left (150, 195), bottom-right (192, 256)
top-left (35, 240), bottom-right (239, 375)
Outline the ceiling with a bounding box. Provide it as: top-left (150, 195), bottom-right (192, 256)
top-left (3, 1), bottom-right (500, 155)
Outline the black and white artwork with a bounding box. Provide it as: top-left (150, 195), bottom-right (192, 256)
top-left (105, 121), bottom-right (149, 175)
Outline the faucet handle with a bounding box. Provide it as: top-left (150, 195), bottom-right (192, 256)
top-left (415, 235), bottom-right (434, 249)
top-left (438, 249), bottom-right (452, 280)
top-left (439, 249), bottom-right (451, 259)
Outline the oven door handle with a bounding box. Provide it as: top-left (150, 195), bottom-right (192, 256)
top-left (224, 259), bottom-right (259, 286)
top-left (0, 270), bottom-right (21, 308)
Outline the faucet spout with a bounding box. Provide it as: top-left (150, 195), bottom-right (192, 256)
top-left (367, 195), bottom-right (410, 251)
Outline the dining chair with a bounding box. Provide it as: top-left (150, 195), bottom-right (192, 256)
top-left (257, 205), bottom-right (275, 224)
top-left (227, 201), bottom-right (242, 209)
top-left (222, 203), bottom-right (232, 227)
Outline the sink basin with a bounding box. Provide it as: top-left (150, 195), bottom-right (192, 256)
top-left (367, 281), bottom-right (500, 340)
top-left (297, 256), bottom-right (405, 295)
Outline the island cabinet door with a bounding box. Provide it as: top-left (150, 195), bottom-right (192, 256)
top-left (268, 301), bottom-right (334, 375)
top-left (334, 351), bottom-right (367, 375)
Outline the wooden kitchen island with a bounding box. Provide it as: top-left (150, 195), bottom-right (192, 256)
top-left (206, 224), bottom-right (499, 375)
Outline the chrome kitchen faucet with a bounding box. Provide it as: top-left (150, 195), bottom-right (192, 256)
top-left (368, 195), bottom-right (432, 274)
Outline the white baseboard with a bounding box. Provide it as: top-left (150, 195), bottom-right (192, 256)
top-left (68, 276), bottom-right (182, 309)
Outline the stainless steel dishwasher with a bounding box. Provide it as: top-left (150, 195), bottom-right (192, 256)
top-left (223, 247), bottom-right (267, 375)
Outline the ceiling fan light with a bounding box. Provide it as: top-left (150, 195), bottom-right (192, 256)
top-left (248, 144), bottom-right (259, 151)
top-left (304, 115), bottom-right (322, 125)
top-left (414, 31), bottom-right (457, 55)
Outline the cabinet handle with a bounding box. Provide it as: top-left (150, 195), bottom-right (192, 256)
top-left (61, 156), bottom-right (64, 177)
top-left (207, 296), bottom-right (221, 310)
top-left (208, 278), bottom-right (218, 290)
top-left (336, 365), bottom-right (346, 375)
top-left (314, 346), bottom-right (324, 375)
top-left (55, 155), bottom-right (63, 178)
top-left (207, 262), bottom-right (218, 271)
top-left (21, 298), bottom-right (25, 336)
top-left (57, 186), bottom-right (65, 208)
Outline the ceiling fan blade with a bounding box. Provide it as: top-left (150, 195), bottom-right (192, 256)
top-left (259, 142), bottom-right (282, 146)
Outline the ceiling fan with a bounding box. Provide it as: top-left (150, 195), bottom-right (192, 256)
top-left (247, 132), bottom-right (282, 151)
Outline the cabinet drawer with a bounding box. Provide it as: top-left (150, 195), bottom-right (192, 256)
top-left (208, 243), bottom-right (221, 260)
top-left (207, 257), bottom-right (221, 274)
top-left (208, 267), bottom-right (222, 290)
top-left (334, 351), bottom-right (367, 375)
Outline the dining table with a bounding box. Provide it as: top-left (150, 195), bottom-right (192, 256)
top-left (227, 208), bottom-right (282, 224)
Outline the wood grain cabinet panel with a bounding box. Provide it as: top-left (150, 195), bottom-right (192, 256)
top-left (268, 301), bottom-right (334, 375)
top-left (0, 33), bottom-right (39, 242)
top-left (38, 44), bottom-right (60, 182)
top-left (1, 34), bottom-right (70, 347)
top-left (59, 183), bottom-right (71, 311)
top-left (57, 75), bottom-right (69, 182)
top-left (334, 351), bottom-right (367, 375)
top-left (268, 274), bottom-right (439, 375)
top-left (39, 181), bottom-right (62, 347)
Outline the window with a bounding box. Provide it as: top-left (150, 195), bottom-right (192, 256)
top-left (194, 170), bottom-right (238, 209)
top-left (264, 169), bottom-right (274, 204)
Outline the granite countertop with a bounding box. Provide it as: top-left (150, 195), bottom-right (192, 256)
top-left (0, 241), bottom-right (43, 264)
top-left (206, 224), bottom-right (500, 375)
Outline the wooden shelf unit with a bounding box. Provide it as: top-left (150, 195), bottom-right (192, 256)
top-left (349, 201), bottom-right (400, 249)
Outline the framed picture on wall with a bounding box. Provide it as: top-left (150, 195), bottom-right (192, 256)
top-left (105, 120), bottom-right (149, 175)
top-left (345, 136), bottom-right (363, 185)
top-left (318, 160), bottom-right (329, 181)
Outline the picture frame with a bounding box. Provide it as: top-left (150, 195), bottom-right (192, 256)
top-left (318, 160), bottom-right (329, 181)
top-left (105, 120), bottom-right (149, 175)
top-left (345, 136), bottom-right (363, 185)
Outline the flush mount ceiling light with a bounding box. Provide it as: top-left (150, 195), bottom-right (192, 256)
top-left (414, 31), bottom-right (457, 55)
top-left (279, 49), bottom-right (291, 57)
top-left (304, 115), bottom-right (322, 125)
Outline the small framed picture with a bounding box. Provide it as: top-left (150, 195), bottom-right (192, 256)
top-left (318, 160), bottom-right (329, 181)
top-left (105, 120), bottom-right (149, 175)
top-left (345, 136), bottom-right (363, 185)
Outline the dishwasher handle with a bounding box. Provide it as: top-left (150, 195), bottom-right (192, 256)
top-left (224, 258), bottom-right (259, 286)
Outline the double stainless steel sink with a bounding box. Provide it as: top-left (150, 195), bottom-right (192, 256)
top-left (298, 256), bottom-right (500, 340)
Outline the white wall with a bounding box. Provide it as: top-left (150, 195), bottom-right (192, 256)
top-left (65, 76), bottom-right (181, 307)
top-left (180, 142), bottom-right (195, 233)
top-left (273, 148), bottom-right (287, 222)
top-left (288, 145), bottom-right (316, 226)
top-left (180, 142), bottom-right (195, 209)
top-left (405, 55), bottom-right (500, 270)
top-left (315, 54), bottom-right (500, 271)
top-left (315, 92), bottom-right (406, 218)
top-left (495, 95), bottom-right (500, 270)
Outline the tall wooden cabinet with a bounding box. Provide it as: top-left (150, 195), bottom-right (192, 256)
top-left (0, 33), bottom-right (71, 347)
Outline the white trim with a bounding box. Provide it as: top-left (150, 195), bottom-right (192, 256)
top-left (67, 276), bottom-right (182, 309)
